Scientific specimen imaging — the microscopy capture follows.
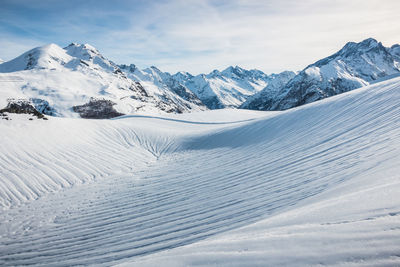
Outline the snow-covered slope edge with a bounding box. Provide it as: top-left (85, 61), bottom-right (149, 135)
top-left (0, 77), bottom-right (399, 266)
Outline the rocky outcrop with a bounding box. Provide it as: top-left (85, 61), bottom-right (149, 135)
top-left (72, 99), bottom-right (124, 119)
top-left (0, 99), bottom-right (47, 120)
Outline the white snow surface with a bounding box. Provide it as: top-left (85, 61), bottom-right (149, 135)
top-left (0, 77), bottom-right (400, 266)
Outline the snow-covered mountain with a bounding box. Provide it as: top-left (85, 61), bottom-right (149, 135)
top-left (119, 64), bottom-right (206, 109)
top-left (245, 38), bottom-right (400, 111)
top-left (172, 66), bottom-right (273, 109)
top-left (240, 71), bottom-right (296, 110)
top-left (0, 43), bottom-right (206, 118)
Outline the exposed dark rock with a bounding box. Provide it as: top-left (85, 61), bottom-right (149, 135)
top-left (131, 82), bottom-right (149, 97)
top-left (80, 60), bottom-right (89, 66)
top-left (201, 96), bottom-right (224, 109)
top-left (72, 99), bottom-right (124, 119)
top-left (0, 99), bottom-right (46, 119)
top-left (25, 53), bottom-right (36, 70)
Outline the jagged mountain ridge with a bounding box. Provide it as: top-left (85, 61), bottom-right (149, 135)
top-left (243, 38), bottom-right (400, 111)
top-left (119, 64), bottom-right (206, 109)
top-left (240, 71), bottom-right (296, 110)
top-left (2, 38), bottom-right (399, 116)
top-left (171, 66), bottom-right (273, 109)
top-left (0, 43), bottom-right (206, 118)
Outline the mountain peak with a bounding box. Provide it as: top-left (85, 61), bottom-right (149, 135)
top-left (119, 64), bottom-right (137, 73)
top-left (222, 65), bottom-right (244, 73)
top-left (220, 65), bottom-right (247, 78)
top-left (0, 43), bottom-right (72, 72)
top-left (64, 43), bottom-right (102, 60)
top-left (339, 38), bottom-right (383, 56)
top-left (264, 38), bottom-right (400, 111)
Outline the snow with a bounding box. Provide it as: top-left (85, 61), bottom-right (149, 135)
top-left (0, 44), bottom-right (75, 73)
top-left (0, 76), bottom-right (399, 266)
top-left (251, 38), bottom-right (400, 111)
top-left (241, 71), bottom-right (296, 110)
top-left (0, 43), bottom-right (206, 116)
top-left (174, 66), bottom-right (272, 109)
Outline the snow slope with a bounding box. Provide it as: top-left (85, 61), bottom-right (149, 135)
top-left (0, 77), bottom-right (399, 266)
top-left (0, 44), bottom-right (205, 117)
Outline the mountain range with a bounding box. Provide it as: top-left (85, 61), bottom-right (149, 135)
top-left (0, 43), bottom-right (206, 118)
top-left (0, 38), bottom-right (399, 118)
top-left (242, 38), bottom-right (400, 110)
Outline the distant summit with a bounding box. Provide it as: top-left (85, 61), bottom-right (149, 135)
top-left (242, 38), bottom-right (400, 111)
top-left (172, 65), bottom-right (274, 109)
top-left (0, 43), bottom-right (207, 117)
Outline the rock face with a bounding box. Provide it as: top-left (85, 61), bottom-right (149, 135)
top-left (171, 66), bottom-right (272, 109)
top-left (247, 38), bottom-right (400, 111)
top-left (72, 99), bottom-right (124, 119)
top-left (0, 99), bottom-right (46, 119)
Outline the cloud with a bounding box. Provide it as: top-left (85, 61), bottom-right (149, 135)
top-left (1, 0), bottom-right (399, 74)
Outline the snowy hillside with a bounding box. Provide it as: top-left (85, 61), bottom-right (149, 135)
top-left (172, 66), bottom-right (273, 109)
top-left (246, 38), bottom-right (400, 111)
top-left (1, 76), bottom-right (399, 266)
top-left (0, 43), bottom-right (205, 117)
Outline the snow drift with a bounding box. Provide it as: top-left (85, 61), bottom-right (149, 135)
top-left (0, 75), bottom-right (399, 266)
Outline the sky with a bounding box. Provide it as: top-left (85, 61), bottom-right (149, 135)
top-left (0, 0), bottom-right (399, 74)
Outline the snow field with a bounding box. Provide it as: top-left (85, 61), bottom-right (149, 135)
top-left (0, 77), bottom-right (399, 266)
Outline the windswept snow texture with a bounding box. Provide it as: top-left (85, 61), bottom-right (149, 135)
top-left (247, 38), bottom-right (400, 111)
top-left (0, 43), bottom-right (205, 117)
top-left (1, 77), bottom-right (400, 266)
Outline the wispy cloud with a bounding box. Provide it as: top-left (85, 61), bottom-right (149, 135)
top-left (0, 0), bottom-right (399, 74)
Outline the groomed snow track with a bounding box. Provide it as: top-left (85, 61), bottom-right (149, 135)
top-left (0, 78), bottom-right (400, 266)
